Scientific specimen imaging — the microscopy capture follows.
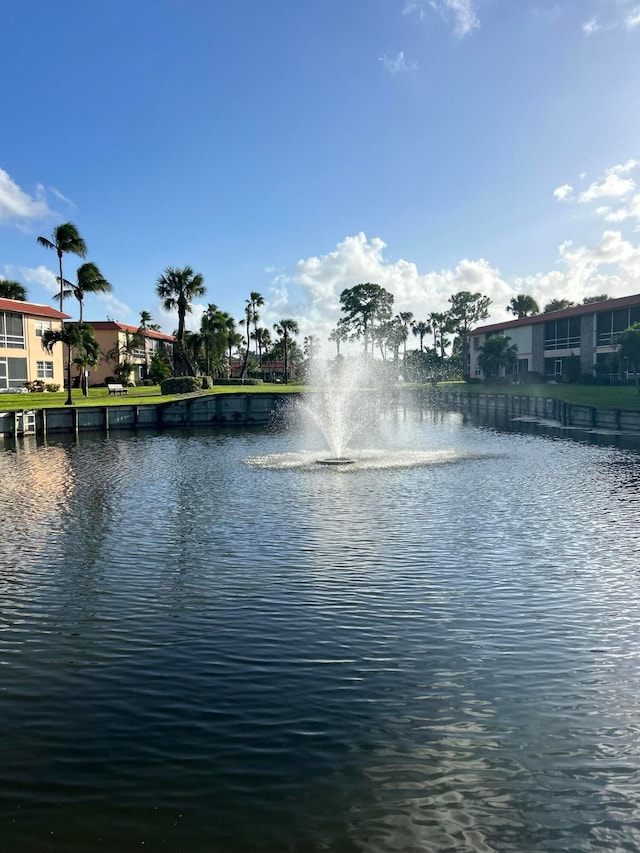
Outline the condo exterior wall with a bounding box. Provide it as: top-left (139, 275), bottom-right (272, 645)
top-left (77, 322), bottom-right (175, 385)
top-left (469, 293), bottom-right (640, 381)
top-left (0, 298), bottom-right (69, 390)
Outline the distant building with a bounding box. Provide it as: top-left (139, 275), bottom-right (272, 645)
top-left (79, 321), bottom-right (175, 385)
top-left (469, 293), bottom-right (640, 381)
top-left (228, 358), bottom-right (299, 382)
top-left (0, 297), bottom-right (70, 390)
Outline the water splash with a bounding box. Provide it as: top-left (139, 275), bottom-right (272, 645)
top-left (300, 358), bottom-right (384, 461)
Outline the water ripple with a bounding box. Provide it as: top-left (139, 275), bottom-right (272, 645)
top-left (1, 416), bottom-right (640, 850)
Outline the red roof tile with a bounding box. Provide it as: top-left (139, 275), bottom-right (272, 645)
top-left (0, 298), bottom-right (70, 319)
top-left (82, 320), bottom-right (175, 342)
top-left (472, 291), bottom-right (640, 336)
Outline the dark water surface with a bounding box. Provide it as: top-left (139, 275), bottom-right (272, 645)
top-left (2, 411), bottom-right (640, 852)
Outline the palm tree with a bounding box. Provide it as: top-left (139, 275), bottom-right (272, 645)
top-left (227, 330), bottom-right (244, 370)
top-left (428, 311), bottom-right (450, 358)
top-left (139, 310), bottom-right (153, 329)
top-left (0, 279), bottom-right (28, 301)
top-left (507, 294), bottom-right (540, 318)
top-left (412, 320), bottom-right (429, 352)
top-left (41, 322), bottom-right (100, 405)
top-left (397, 312), bottom-right (413, 360)
top-left (273, 318), bottom-right (299, 384)
top-left (64, 262), bottom-right (112, 322)
top-left (329, 325), bottom-right (349, 357)
top-left (239, 291), bottom-right (264, 379)
top-left (252, 327), bottom-right (272, 378)
top-left (105, 327), bottom-right (146, 385)
top-left (156, 266), bottom-right (206, 375)
top-left (37, 222), bottom-right (87, 316)
top-left (544, 298), bottom-right (574, 313)
top-left (249, 291), bottom-right (264, 356)
top-left (477, 334), bottom-right (518, 379)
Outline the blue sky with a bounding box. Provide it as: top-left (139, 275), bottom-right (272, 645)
top-left (1, 0), bottom-right (640, 349)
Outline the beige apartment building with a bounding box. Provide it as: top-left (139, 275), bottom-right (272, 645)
top-left (0, 297), bottom-right (69, 390)
top-left (81, 321), bottom-right (175, 385)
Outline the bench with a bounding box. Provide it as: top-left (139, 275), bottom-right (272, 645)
top-left (107, 383), bottom-right (128, 396)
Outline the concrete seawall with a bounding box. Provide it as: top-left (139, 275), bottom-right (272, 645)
top-left (433, 389), bottom-right (640, 434)
top-left (3, 388), bottom-right (640, 438)
top-left (0, 392), bottom-right (296, 438)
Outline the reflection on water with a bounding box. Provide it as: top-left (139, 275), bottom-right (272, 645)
top-left (1, 412), bottom-right (640, 851)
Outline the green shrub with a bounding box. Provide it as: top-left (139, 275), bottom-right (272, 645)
top-left (142, 379), bottom-right (155, 386)
top-left (465, 377), bottom-right (482, 385)
top-left (160, 376), bottom-right (201, 395)
top-left (562, 355), bottom-right (582, 384)
top-left (45, 383), bottom-right (60, 392)
top-left (200, 375), bottom-right (213, 389)
top-left (149, 350), bottom-right (172, 384)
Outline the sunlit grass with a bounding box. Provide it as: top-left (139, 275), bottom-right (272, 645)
top-left (433, 381), bottom-right (640, 411)
top-left (0, 383), bottom-right (304, 411)
top-left (2, 379), bottom-right (639, 412)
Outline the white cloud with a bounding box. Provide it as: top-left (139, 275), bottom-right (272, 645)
top-left (626, 7), bottom-right (640, 28)
top-left (379, 51), bottom-right (417, 74)
top-left (258, 233), bottom-right (513, 352)
top-left (0, 169), bottom-right (51, 223)
top-left (560, 229), bottom-right (640, 272)
top-left (20, 265), bottom-right (59, 295)
top-left (94, 291), bottom-right (131, 320)
top-left (578, 160), bottom-right (637, 203)
top-left (578, 1), bottom-right (640, 33)
top-left (261, 214), bottom-right (640, 351)
top-left (402, 0), bottom-right (479, 37)
top-left (553, 183), bottom-right (573, 201)
top-left (444, 0), bottom-right (479, 37)
top-left (48, 186), bottom-right (76, 209)
top-left (583, 16), bottom-right (601, 34)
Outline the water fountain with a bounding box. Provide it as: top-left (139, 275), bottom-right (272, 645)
top-left (304, 358), bottom-right (377, 465)
top-left (248, 356), bottom-right (484, 471)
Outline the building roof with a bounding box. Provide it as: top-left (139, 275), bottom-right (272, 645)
top-left (84, 320), bottom-right (175, 342)
top-left (0, 297), bottom-right (70, 320)
top-left (472, 292), bottom-right (640, 336)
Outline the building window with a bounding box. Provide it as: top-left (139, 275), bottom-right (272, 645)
top-left (597, 307), bottom-right (640, 346)
top-left (544, 317), bottom-right (580, 350)
top-left (544, 357), bottom-right (567, 379)
top-left (34, 320), bottom-right (52, 337)
top-left (0, 312), bottom-right (25, 349)
top-left (0, 357), bottom-right (28, 388)
top-left (36, 360), bottom-right (54, 379)
top-left (473, 336), bottom-right (481, 351)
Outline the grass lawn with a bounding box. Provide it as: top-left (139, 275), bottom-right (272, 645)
top-left (434, 381), bottom-right (640, 411)
top-left (0, 383), bottom-right (304, 411)
top-left (2, 379), bottom-right (638, 412)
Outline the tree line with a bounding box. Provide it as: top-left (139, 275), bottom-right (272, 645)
top-left (3, 220), bottom-right (637, 392)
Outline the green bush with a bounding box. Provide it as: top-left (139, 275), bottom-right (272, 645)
top-left (160, 376), bottom-right (201, 395)
top-left (149, 350), bottom-right (172, 384)
top-left (45, 383), bottom-right (60, 392)
top-left (562, 355), bottom-right (582, 384)
top-left (200, 376), bottom-right (213, 389)
top-left (465, 377), bottom-right (482, 385)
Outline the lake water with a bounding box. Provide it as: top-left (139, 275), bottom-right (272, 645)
top-left (2, 408), bottom-right (640, 852)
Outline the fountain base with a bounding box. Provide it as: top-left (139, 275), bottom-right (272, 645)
top-left (316, 457), bottom-right (355, 466)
